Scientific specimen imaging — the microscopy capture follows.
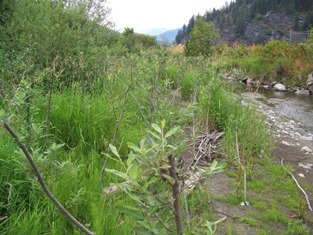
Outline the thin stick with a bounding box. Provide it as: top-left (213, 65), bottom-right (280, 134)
top-left (192, 83), bottom-right (199, 160)
top-left (281, 158), bottom-right (312, 211)
top-left (214, 216), bottom-right (227, 225)
top-left (183, 192), bottom-right (191, 230)
top-left (0, 216), bottom-right (8, 222)
top-left (3, 122), bottom-right (96, 235)
top-left (155, 214), bottom-right (175, 234)
top-left (100, 84), bottom-right (130, 189)
top-left (236, 131), bottom-right (247, 202)
top-left (112, 85), bottom-right (130, 146)
top-left (168, 63), bottom-right (188, 107)
top-left (168, 87), bottom-right (181, 106)
top-left (114, 74), bottom-right (149, 126)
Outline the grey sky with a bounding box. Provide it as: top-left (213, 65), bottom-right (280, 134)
top-left (108, 0), bottom-right (229, 33)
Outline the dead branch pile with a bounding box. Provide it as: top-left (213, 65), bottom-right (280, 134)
top-left (188, 131), bottom-right (224, 170)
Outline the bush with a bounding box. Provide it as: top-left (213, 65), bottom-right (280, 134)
top-left (181, 71), bottom-right (197, 100)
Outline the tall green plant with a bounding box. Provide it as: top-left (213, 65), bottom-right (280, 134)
top-left (185, 18), bottom-right (220, 57)
top-left (106, 120), bottom-right (182, 234)
top-left (106, 120), bottom-right (226, 234)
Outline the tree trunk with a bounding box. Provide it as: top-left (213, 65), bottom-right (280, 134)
top-left (168, 155), bottom-right (184, 234)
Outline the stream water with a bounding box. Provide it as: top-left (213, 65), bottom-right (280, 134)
top-left (242, 88), bottom-right (313, 133)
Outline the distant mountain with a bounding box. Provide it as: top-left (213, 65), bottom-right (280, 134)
top-left (156, 28), bottom-right (181, 45)
top-left (176, 0), bottom-right (313, 45)
top-left (141, 28), bottom-right (169, 36)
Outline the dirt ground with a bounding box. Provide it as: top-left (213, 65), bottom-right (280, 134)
top-left (172, 88), bottom-right (313, 234)
top-left (204, 98), bottom-right (313, 234)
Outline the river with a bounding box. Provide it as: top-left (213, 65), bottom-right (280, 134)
top-left (241, 88), bottom-right (313, 133)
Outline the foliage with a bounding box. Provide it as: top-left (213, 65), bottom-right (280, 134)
top-left (106, 120), bottom-right (182, 234)
top-left (0, 0), bottom-right (117, 86)
top-left (176, 0), bottom-right (313, 44)
top-left (0, 1), bottom-right (304, 233)
top-left (217, 41), bottom-right (313, 84)
top-left (120, 27), bottom-right (157, 53)
top-left (106, 120), bottom-right (226, 234)
top-left (185, 18), bottom-right (220, 57)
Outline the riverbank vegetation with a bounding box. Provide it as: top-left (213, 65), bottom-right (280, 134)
top-left (1, 0), bottom-right (313, 234)
top-left (217, 40), bottom-right (313, 87)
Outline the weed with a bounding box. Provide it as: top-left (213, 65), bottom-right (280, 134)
top-left (286, 219), bottom-right (310, 235)
top-left (263, 207), bottom-right (288, 224)
top-left (253, 201), bottom-right (267, 211)
top-left (239, 217), bottom-right (257, 227)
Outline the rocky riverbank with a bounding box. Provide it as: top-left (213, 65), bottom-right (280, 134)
top-left (224, 70), bottom-right (313, 95)
top-left (241, 92), bottom-right (313, 203)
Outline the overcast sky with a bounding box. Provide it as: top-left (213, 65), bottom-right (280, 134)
top-left (108, 0), bottom-right (229, 33)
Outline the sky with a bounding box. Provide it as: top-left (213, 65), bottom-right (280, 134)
top-left (108, 0), bottom-right (229, 34)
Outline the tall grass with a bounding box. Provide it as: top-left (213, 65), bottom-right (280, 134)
top-left (0, 48), bottom-right (275, 234)
top-left (198, 82), bottom-right (273, 164)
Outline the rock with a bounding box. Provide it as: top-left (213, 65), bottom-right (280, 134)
top-left (299, 163), bottom-right (312, 169)
top-left (300, 136), bottom-right (313, 141)
top-left (307, 72), bottom-right (313, 95)
top-left (281, 130), bottom-right (289, 135)
top-left (301, 146), bottom-right (313, 153)
top-left (295, 89), bottom-right (310, 95)
top-left (274, 83), bottom-right (286, 91)
top-left (282, 140), bottom-right (291, 146)
top-left (307, 72), bottom-right (313, 85)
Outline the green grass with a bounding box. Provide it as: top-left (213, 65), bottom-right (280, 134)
top-left (2, 46), bottom-right (311, 234)
top-left (239, 217), bottom-right (257, 227)
top-left (262, 207), bottom-right (288, 224)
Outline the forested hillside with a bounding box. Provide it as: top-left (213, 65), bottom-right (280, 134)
top-left (176, 0), bottom-right (313, 45)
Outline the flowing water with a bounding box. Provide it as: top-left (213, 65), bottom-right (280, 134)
top-left (242, 88), bottom-right (313, 133)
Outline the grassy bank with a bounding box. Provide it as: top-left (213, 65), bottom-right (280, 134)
top-left (215, 40), bottom-right (313, 87)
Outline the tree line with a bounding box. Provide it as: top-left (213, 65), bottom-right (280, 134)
top-left (176, 0), bottom-right (313, 44)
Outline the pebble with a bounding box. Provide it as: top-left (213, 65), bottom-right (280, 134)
top-left (301, 146), bottom-right (313, 153)
top-left (282, 141), bottom-right (291, 146)
top-left (282, 130), bottom-right (289, 135)
top-left (298, 163), bottom-right (312, 169)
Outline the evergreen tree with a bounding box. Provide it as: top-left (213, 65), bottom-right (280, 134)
top-left (186, 15), bottom-right (195, 34)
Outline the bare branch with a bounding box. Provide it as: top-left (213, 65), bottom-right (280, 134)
top-left (281, 158), bottom-right (312, 211)
top-left (3, 122), bottom-right (96, 235)
top-left (100, 84), bottom-right (130, 189)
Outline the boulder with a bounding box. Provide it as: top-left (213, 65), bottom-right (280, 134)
top-left (273, 83), bottom-right (286, 91)
top-left (295, 89), bottom-right (310, 95)
top-left (301, 146), bottom-right (313, 153)
top-left (307, 72), bottom-right (313, 95)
